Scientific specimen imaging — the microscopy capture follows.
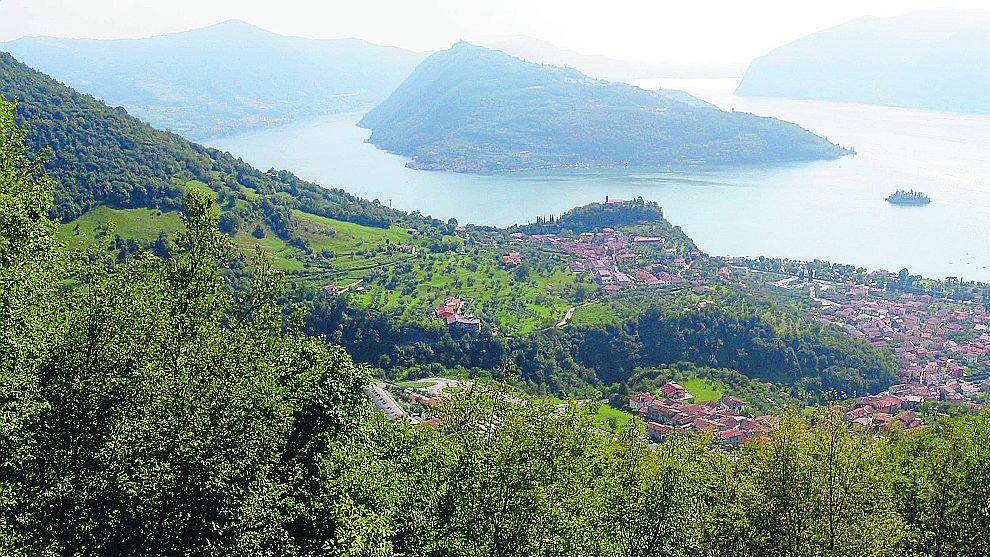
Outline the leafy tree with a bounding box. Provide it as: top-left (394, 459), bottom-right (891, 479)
top-left (1, 102), bottom-right (382, 554)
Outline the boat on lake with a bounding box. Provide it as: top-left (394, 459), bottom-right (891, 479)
top-left (887, 189), bottom-right (931, 206)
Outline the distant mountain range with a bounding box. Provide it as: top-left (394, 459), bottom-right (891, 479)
top-left (0, 20), bottom-right (426, 139)
top-left (736, 11), bottom-right (990, 114)
top-left (358, 42), bottom-right (850, 173)
top-left (486, 35), bottom-right (739, 81)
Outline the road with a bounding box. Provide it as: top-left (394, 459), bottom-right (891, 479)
top-left (363, 382), bottom-right (408, 421)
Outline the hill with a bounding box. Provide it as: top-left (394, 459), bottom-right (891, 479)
top-left (0, 51), bottom-right (411, 227)
top-left (487, 35), bottom-right (737, 81)
top-left (0, 19), bottom-right (426, 139)
top-left (736, 11), bottom-right (990, 114)
top-left (2, 51), bottom-right (899, 402)
top-left (358, 42), bottom-right (850, 172)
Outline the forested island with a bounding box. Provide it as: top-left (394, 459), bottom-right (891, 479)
top-left (2, 48), bottom-right (989, 555)
top-left (359, 42), bottom-right (851, 172)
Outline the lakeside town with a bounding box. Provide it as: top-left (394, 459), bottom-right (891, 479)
top-left (404, 203), bottom-right (990, 444)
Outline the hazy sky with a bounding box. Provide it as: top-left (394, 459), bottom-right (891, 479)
top-left (2, 0), bottom-right (988, 69)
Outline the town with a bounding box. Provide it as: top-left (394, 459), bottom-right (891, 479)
top-left (412, 203), bottom-right (990, 440)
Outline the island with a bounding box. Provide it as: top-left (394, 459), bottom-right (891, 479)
top-left (887, 190), bottom-right (931, 206)
top-left (358, 41), bottom-right (852, 173)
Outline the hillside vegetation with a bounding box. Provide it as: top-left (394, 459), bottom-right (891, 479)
top-left (359, 42), bottom-right (850, 172)
top-left (0, 52), bottom-right (905, 403)
top-left (3, 56), bottom-right (989, 557)
top-left (0, 51), bottom-right (424, 228)
top-left (2, 109), bottom-right (988, 552)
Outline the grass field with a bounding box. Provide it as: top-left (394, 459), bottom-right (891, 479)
top-left (59, 204), bottom-right (600, 336)
top-left (568, 301), bottom-right (621, 328)
top-left (394, 379), bottom-right (438, 389)
top-left (59, 206), bottom-right (185, 247)
top-left (682, 376), bottom-right (726, 403)
top-left (59, 204), bottom-right (416, 277)
top-left (594, 404), bottom-right (635, 432)
top-left (289, 210), bottom-right (418, 280)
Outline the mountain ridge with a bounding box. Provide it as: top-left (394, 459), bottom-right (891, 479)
top-left (735, 10), bottom-right (990, 114)
top-left (0, 20), bottom-right (427, 139)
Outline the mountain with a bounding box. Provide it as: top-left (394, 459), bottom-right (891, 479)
top-left (0, 20), bottom-right (426, 139)
top-left (736, 11), bottom-right (990, 114)
top-left (0, 51), bottom-right (409, 228)
top-left (358, 42), bottom-right (850, 173)
top-left (487, 35), bottom-right (738, 81)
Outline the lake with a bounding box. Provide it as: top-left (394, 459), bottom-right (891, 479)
top-left (209, 78), bottom-right (990, 281)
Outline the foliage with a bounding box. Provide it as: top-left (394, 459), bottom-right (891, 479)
top-left (4, 66), bottom-right (989, 557)
top-left (1, 103), bottom-right (378, 553)
top-left (513, 198), bottom-right (692, 248)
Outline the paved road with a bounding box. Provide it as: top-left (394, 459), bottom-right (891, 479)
top-left (363, 382), bottom-right (407, 421)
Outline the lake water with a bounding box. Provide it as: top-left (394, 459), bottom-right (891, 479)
top-left (209, 78), bottom-right (990, 281)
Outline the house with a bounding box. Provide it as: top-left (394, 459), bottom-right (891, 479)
top-left (895, 411), bottom-right (921, 429)
top-left (414, 417), bottom-right (442, 428)
top-left (446, 314), bottom-right (482, 333)
top-left (660, 382), bottom-right (690, 400)
top-left (717, 429), bottom-right (747, 448)
top-left (646, 422), bottom-right (675, 443)
top-left (846, 405), bottom-right (873, 422)
top-left (628, 392), bottom-right (655, 411)
top-left (322, 285), bottom-right (345, 296)
top-left (720, 395), bottom-right (745, 412)
top-left (502, 251), bottom-right (522, 266)
top-left (435, 305), bottom-right (455, 319)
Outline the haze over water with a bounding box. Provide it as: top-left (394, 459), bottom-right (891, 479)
top-left (210, 78), bottom-right (990, 281)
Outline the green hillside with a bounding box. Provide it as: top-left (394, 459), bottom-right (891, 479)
top-left (2, 50), bottom-right (897, 400)
top-left (0, 51), bottom-right (412, 227)
top-left (359, 42), bottom-right (851, 172)
top-left (58, 206), bottom-right (185, 247)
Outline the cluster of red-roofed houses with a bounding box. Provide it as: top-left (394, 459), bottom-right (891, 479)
top-left (813, 287), bottom-right (990, 380)
top-left (628, 383), bottom-right (777, 448)
top-left (434, 296), bottom-right (482, 332)
top-left (509, 228), bottom-right (697, 294)
top-left (845, 378), bottom-right (987, 429)
top-left (803, 285), bottom-right (990, 408)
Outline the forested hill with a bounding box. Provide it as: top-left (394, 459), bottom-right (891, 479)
top-left (0, 52), bottom-right (412, 228)
top-left (359, 42), bottom-right (850, 172)
top-left (0, 20), bottom-right (426, 139)
top-left (735, 11), bottom-right (990, 114)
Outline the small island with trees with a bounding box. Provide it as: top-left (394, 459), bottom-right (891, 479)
top-left (887, 189), bottom-right (931, 206)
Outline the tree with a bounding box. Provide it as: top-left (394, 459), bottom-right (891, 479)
top-left (0, 96), bottom-right (63, 555)
top-left (514, 262), bottom-right (531, 282)
top-left (218, 211), bottom-right (241, 235)
top-left (0, 101), bottom-right (383, 554)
